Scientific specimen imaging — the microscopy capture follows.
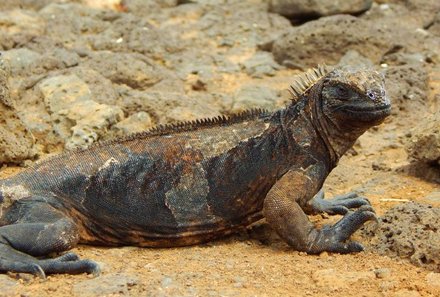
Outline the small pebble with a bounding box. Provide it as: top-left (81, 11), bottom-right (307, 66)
top-left (426, 272), bottom-right (440, 287)
top-left (374, 268), bottom-right (391, 279)
top-left (319, 251), bottom-right (329, 259)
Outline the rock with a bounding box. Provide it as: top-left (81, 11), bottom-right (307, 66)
top-left (1, 48), bottom-right (41, 76)
top-left (362, 3), bottom-right (426, 30)
top-left (384, 65), bottom-right (429, 121)
top-left (37, 74), bottom-right (124, 149)
top-left (426, 272), bottom-right (440, 287)
top-left (429, 12), bottom-right (440, 37)
top-left (72, 273), bottom-right (139, 296)
top-left (197, 3), bottom-right (290, 49)
top-left (120, 0), bottom-right (178, 17)
top-left (232, 85), bottom-right (281, 112)
top-left (2, 47), bottom-right (81, 77)
top-left (39, 74), bottom-right (92, 113)
top-left (362, 202), bottom-right (440, 272)
top-left (91, 13), bottom-right (185, 60)
top-left (83, 0), bottom-right (120, 10)
top-left (0, 0), bottom-right (52, 11)
top-left (374, 268), bottom-right (391, 279)
top-left (407, 112), bottom-right (440, 166)
top-left (161, 276), bottom-right (174, 288)
top-left (405, 111), bottom-right (440, 183)
top-left (84, 52), bottom-right (176, 90)
top-left (111, 111), bottom-right (153, 136)
top-left (368, 0), bottom-right (440, 29)
top-left (46, 47), bottom-right (80, 68)
top-left (425, 191), bottom-right (440, 203)
top-left (0, 58), bottom-right (35, 164)
top-left (66, 101), bottom-right (124, 149)
top-left (337, 50), bottom-right (374, 67)
top-left (0, 9), bottom-right (45, 36)
top-left (69, 67), bottom-right (119, 106)
top-left (116, 88), bottom-right (221, 124)
top-left (241, 52), bottom-right (281, 78)
top-left (272, 15), bottom-right (393, 69)
top-left (272, 14), bottom-right (440, 69)
top-left (269, 0), bottom-right (372, 20)
top-left (39, 3), bottom-right (109, 49)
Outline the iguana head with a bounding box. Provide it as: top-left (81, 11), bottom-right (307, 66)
top-left (320, 66), bottom-right (391, 130)
top-left (289, 65), bottom-right (391, 162)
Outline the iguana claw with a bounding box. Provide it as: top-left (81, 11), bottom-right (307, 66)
top-left (310, 190), bottom-right (372, 215)
top-left (309, 205), bottom-right (377, 254)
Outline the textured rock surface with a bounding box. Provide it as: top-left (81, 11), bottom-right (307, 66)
top-left (404, 112), bottom-right (440, 183)
top-left (83, 52), bottom-right (175, 90)
top-left (430, 12), bottom-right (440, 37)
top-left (232, 85), bottom-right (282, 112)
top-left (272, 15), bottom-right (392, 68)
top-left (373, 0), bottom-right (440, 28)
top-left (272, 14), bottom-right (440, 69)
top-left (116, 89), bottom-right (221, 124)
top-left (269, 0), bottom-right (372, 19)
top-left (407, 112), bottom-right (440, 166)
top-left (37, 74), bottom-right (124, 149)
top-left (0, 0), bottom-right (53, 10)
top-left (0, 58), bottom-right (34, 164)
top-left (383, 65), bottom-right (430, 120)
top-left (111, 111), bottom-right (153, 137)
top-left (362, 202), bottom-right (440, 272)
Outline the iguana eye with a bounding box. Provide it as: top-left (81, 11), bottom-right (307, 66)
top-left (335, 85), bottom-right (349, 98)
top-left (366, 91), bottom-right (376, 100)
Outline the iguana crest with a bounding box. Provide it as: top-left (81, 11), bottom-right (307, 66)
top-left (289, 64), bottom-right (330, 100)
top-left (40, 108), bottom-right (270, 165)
top-left (102, 107), bottom-right (269, 145)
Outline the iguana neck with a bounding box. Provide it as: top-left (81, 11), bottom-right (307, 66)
top-left (308, 81), bottom-right (366, 166)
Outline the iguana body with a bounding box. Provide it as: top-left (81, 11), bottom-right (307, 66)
top-left (0, 66), bottom-right (391, 277)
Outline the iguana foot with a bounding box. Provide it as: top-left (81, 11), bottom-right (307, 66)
top-left (310, 189), bottom-right (371, 215)
top-left (0, 239), bottom-right (100, 278)
top-left (309, 205), bottom-right (377, 254)
top-left (0, 199), bottom-right (100, 277)
top-left (0, 246), bottom-right (100, 278)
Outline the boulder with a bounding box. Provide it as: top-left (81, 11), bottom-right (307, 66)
top-left (269, 0), bottom-right (372, 19)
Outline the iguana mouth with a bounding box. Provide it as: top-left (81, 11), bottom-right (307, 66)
top-left (344, 104), bottom-right (391, 114)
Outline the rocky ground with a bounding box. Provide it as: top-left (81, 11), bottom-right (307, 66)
top-left (0, 0), bottom-right (439, 296)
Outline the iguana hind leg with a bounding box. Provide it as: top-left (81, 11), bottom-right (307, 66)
top-left (263, 168), bottom-right (376, 254)
top-left (0, 199), bottom-right (99, 277)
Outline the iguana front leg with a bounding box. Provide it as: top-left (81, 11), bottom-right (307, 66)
top-left (0, 199), bottom-right (99, 277)
top-left (263, 166), bottom-right (375, 254)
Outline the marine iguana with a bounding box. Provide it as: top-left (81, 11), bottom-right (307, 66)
top-left (0, 65), bottom-right (391, 277)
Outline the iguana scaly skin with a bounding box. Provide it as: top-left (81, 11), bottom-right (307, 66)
top-left (0, 65), bottom-right (391, 277)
